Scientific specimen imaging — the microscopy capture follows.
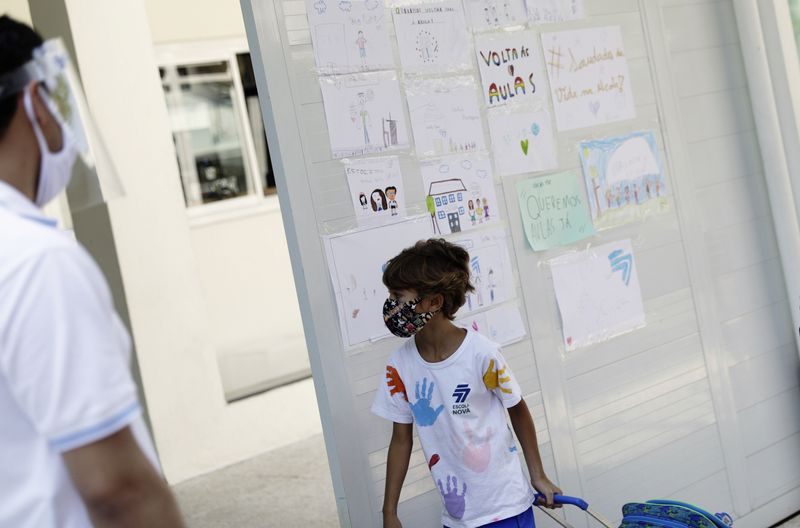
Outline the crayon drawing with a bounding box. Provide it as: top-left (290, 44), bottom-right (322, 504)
top-left (393, 0), bottom-right (472, 74)
top-left (450, 228), bottom-right (515, 314)
top-left (463, 0), bottom-right (528, 31)
top-left (487, 107), bottom-right (557, 177)
top-left (526, 0), bottom-right (584, 24)
top-left (475, 30), bottom-right (544, 108)
top-left (345, 156), bottom-right (406, 226)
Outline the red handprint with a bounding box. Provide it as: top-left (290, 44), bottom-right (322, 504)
top-left (386, 365), bottom-right (408, 401)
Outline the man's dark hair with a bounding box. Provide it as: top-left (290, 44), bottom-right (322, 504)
top-left (382, 238), bottom-right (475, 320)
top-left (0, 16), bottom-right (43, 139)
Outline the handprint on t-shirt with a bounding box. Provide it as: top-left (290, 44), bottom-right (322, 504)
top-left (454, 424), bottom-right (492, 473)
top-left (437, 474), bottom-right (467, 520)
top-left (482, 359), bottom-right (513, 394)
top-left (386, 365), bottom-right (407, 401)
top-left (410, 377), bottom-right (444, 426)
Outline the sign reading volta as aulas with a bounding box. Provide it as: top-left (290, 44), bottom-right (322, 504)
top-left (475, 29), bottom-right (545, 108)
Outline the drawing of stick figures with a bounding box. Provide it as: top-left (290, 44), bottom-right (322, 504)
top-left (356, 30), bottom-right (367, 66)
top-left (357, 92), bottom-right (370, 146)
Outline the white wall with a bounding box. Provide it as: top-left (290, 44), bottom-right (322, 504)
top-left (0, 0), bottom-right (30, 22)
top-left (144, 0), bottom-right (246, 44)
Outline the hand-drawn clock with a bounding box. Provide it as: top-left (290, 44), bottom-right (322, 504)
top-left (415, 29), bottom-right (439, 63)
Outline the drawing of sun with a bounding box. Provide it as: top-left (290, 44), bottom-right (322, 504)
top-left (415, 30), bottom-right (439, 63)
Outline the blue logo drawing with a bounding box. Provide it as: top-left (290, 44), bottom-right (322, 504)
top-left (608, 249), bottom-right (633, 286)
top-left (411, 377), bottom-right (445, 427)
top-left (452, 384), bottom-right (471, 403)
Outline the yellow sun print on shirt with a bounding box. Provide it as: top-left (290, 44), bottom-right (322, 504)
top-left (482, 359), bottom-right (513, 394)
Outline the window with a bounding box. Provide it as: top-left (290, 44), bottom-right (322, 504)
top-left (159, 50), bottom-right (276, 208)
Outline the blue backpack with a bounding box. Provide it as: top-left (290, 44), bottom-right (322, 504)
top-left (620, 499), bottom-right (734, 528)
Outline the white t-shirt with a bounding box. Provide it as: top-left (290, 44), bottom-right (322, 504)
top-left (0, 181), bottom-right (159, 528)
top-left (372, 329), bottom-right (536, 527)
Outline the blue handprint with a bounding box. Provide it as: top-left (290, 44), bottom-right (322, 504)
top-left (410, 377), bottom-right (445, 427)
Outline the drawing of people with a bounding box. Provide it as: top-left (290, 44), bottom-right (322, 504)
top-left (357, 92), bottom-right (370, 146)
top-left (356, 30), bottom-right (367, 65)
top-left (385, 186), bottom-right (398, 216)
top-left (488, 269), bottom-right (496, 303)
top-left (359, 193), bottom-right (368, 210)
top-left (605, 189), bottom-right (613, 209)
top-left (624, 185), bottom-right (631, 205)
top-left (476, 198), bottom-right (484, 224)
top-left (468, 200), bottom-right (477, 225)
top-left (482, 198), bottom-right (489, 221)
top-left (475, 274), bottom-right (484, 307)
top-left (371, 189), bottom-right (387, 212)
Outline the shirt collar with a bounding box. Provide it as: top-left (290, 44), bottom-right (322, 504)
top-left (0, 179), bottom-right (58, 228)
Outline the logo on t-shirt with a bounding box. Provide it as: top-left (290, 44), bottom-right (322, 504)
top-left (452, 384), bottom-right (472, 415)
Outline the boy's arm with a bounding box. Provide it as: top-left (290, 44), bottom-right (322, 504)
top-left (507, 399), bottom-right (562, 508)
top-left (383, 421), bottom-right (413, 527)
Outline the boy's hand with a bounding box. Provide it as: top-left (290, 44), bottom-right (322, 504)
top-left (383, 513), bottom-right (403, 528)
top-left (532, 474), bottom-right (562, 508)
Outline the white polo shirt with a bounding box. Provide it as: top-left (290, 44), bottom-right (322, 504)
top-left (0, 181), bottom-right (159, 528)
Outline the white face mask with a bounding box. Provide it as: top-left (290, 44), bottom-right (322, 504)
top-left (22, 88), bottom-right (78, 207)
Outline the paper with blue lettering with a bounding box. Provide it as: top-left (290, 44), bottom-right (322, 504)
top-left (550, 239), bottom-right (645, 350)
top-left (579, 131), bottom-right (669, 228)
top-left (516, 171), bottom-right (595, 251)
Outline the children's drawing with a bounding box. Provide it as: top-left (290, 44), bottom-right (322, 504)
top-left (421, 154), bottom-right (498, 235)
top-left (516, 171), bottom-right (595, 251)
top-left (450, 228), bottom-right (514, 314)
top-left (487, 107), bottom-right (557, 176)
top-left (324, 216), bottom-right (433, 347)
top-left (579, 131), bottom-right (669, 227)
top-left (456, 305), bottom-right (526, 345)
top-left (463, 0), bottom-right (528, 31)
top-left (406, 77), bottom-right (485, 157)
top-left (306, 0), bottom-right (395, 73)
top-left (526, 0), bottom-right (584, 24)
top-left (345, 156), bottom-right (406, 225)
top-left (541, 26), bottom-right (636, 131)
top-left (550, 239), bottom-right (645, 351)
top-left (393, 0), bottom-right (472, 74)
top-left (475, 30), bottom-right (544, 108)
top-left (320, 72), bottom-right (410, 158)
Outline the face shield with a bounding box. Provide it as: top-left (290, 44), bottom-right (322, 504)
top-left (0, 38), bottom-right (123, 212)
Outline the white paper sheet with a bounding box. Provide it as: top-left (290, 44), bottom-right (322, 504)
top-left (305, 0), bottom-right (395, 74)
top-left (345, 156), bottom-right (406, 225)
top-left (449, 228), bottom-right (515, 314)
top-left (526, 0), bottom-right (584, 24)
top-left (475, 30), bottom-right (545, 108)
top-left (541, 26), bottom-right (636, 131)
top-left (420, 154), bottom-right (499, 235)
top-left (406, 77), bottom-right (485, 157)
top-left (550, 239), bottom-right (645, 351)
top-left (392, 0), bottom-right (472, 74)
top-left (320, 71), bottom-right (410, 158)
top-left (325, 216), bottom-right (433, 347)
top-left (456, 304), bottom-right (527, 345)
top-left (487, 107), bottom-right (558, 176)
top-left (463, 0), bottom-right (528, 31)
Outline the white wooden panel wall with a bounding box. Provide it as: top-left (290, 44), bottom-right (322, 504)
top-left (241, 0), bottom-right (800, 525)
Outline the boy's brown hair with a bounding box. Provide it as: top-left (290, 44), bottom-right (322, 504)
top-left (382, 238), bottom-right (475, 320)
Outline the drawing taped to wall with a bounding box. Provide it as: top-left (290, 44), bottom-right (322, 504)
top-left (550, 238), bottom-right (645, 351)
top-left (421, 154), bottom-right (499, 234)
top-left (463, 0), bottom-right (528, 31)
top-left (579, 131), bottom-right (669, 227)
top-left (455, 304), bottom-right (527, 345)
top-left (406, 77), bottom-right (486, 157)
top-left (324, 216), bottom-right (433, 346)
top-left (306, 0), bottom-right (395, 73)
top-left (487, 107), bottom-right (557, 176)
top-left (345, 156), bottom-right (406, 225)
top-left (526, 0), bottom-right (584, 24)
top-left (393, 0), bottom-right (472, 74)
top-left (475, 30), bottom-right (544, 108)
top-left (450, 228), bottom-right (515, 314)
top-left (541, 26), bottom-right (636, 131)
top-left (516, 171), bottom-right (595, 251)
top-left (319, 71), bottom-right (410, 158)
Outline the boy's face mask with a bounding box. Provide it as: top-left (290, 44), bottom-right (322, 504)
top-left (383, 296), bottom-right (437, 338)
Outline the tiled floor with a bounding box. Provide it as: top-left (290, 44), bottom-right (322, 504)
top-left (173, 435), bottom-right (800, 527)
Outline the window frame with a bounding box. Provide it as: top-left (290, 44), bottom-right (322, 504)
top-left (156, 38), bottom-right (280, 224)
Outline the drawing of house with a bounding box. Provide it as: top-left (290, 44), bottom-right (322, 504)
top-left (427, 178), bottom-right (468, 233)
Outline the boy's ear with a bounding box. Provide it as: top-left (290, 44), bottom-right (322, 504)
top-left (429, 293), bottom-right (445, 312)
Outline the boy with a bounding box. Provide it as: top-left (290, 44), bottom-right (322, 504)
top-left (372, 239), bottom-right (561, 528)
